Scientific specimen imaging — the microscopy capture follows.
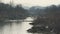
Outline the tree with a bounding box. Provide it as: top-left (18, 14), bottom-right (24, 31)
top-left (27, 5), bottom-right (60, 34)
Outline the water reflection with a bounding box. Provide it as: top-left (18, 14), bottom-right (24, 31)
top-left (0, 17), bottom-right (34, 34)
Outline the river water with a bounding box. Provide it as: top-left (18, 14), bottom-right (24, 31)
top-left (0, 17), bottom-right (35, 34)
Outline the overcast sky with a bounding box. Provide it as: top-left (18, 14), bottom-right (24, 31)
top-left (1, 0), bottom-right (60, 7)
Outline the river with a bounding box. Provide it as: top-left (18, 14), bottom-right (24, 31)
top-left (0, 17), bottom-right (35, 34)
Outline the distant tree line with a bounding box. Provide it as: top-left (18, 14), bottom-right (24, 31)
top-left (0, 3), bottom-right (29, 20)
